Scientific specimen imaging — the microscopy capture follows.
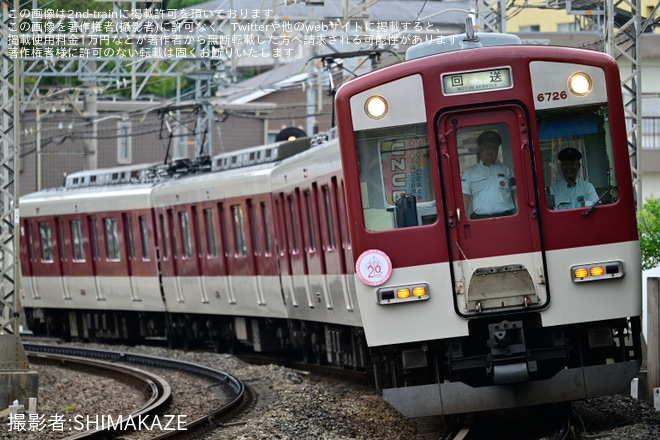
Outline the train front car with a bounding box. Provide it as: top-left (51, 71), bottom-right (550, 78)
top-left (335, 34), bottom-right (642, 416)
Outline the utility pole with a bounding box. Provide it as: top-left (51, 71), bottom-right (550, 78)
top-left (0, 0), bottom-right (38, 410)
top-left (604, 0), bottom-right (643, 208)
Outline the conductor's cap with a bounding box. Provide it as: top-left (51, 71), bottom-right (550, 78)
top-left (558, 147), bottom-right (582, 162)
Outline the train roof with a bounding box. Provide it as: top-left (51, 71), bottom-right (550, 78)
top-left (19, 132), bottom-right (335, 216)
top-left (405, 32), bottom-right (521, 60)
top-left (19, 183), bottom-right (155, 217)
top-left (58, 136), bottom-right (315, 192)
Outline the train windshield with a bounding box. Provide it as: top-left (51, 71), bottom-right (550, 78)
top-left (355, 123), bottom-right (436, 231)
top-left (456, 123), bottom-right (518, 220)
top-left (537, 104), bottom-right (617, 210)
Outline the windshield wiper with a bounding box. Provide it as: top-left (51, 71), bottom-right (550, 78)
top-left (582, 189), bottom-right (610, 217)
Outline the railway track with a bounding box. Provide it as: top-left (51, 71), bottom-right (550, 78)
top-left (20, 341), bottom-right (578, 440)
top-left (439, 404), bottom-right (573, 440)
top-left (24, 344), bottom-right (247, 439)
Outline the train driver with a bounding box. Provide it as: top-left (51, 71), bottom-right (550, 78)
top-left (549, 147), bottom-right (598, 210)
top-left (461, 130), bottom-right (517, 220)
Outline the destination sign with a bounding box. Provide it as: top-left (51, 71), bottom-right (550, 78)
top-left (442, 67), bottom-right (513, 95)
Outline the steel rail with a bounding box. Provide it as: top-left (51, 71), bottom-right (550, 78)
top-left (25, 343), bottom-right (246, 439)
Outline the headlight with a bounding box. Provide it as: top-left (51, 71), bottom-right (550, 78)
top-left (364, 95), bottom-right (389, 120)
top-left (568, 72), bottom-right (593, 97)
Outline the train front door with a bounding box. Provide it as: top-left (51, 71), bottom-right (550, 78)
top-left (437, 105), bottom-right (549, 315)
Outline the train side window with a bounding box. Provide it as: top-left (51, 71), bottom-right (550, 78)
top-left (71, 220), bottom-right (86, 261)
top-left (25, 220), bottom-right (36, 262)
top-left (123, 214), bottom-right (136, 260)
top-left (355, 123), bottom-right (436, 231)
top-left (88, 216), bottom-right (100, 260)
top-left (204, 208), bottom-right (218, 257)
top-left (248, 200), bottom-right (260, 255)
top-left (456, 124), bottom-right (518, 220)
top-left (38, 222), bottom-right (54, 262)
top-left (261, 202), bottom-right (272, 256)
top-left (104, 218), bottom-right (120, 261)
top-left (288, 195), bottom-right (300, 253)
top-left (275, 196), bottom-right (288, 257)
top-left (232, 204), bottom-right (247, 256)
top-left (138, 216), bottom-right (151, 260)
top-left (322, 185), bottom-right (336, 250)
top-left (219, 203), bottom-right (230, 257)
top-left (537, 104), bottom-right (618, 210)
top-left (168, 210), bottom-right (178, 258)
top-left (179, 211), bottom-right (192, 258)
top-left (159, 214), bottom-right (168, 259)
top-left (56, 218), bottom-right (67, 261)
top-left (304, 190), bottom-right (317, 252)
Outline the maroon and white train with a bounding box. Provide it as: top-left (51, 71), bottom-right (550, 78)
top-left (20, 32), bottom-right (643, 416)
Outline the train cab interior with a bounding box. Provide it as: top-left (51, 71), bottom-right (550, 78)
top-left (355, 123), bottom-right (437, 231)
top-left (354, 101), bottom-right (619, 234)
top-left (536, 103), bottom-right (618, 211)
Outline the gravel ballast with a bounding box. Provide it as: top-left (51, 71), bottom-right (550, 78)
top-left (2, 343), bottom-right (659, 439)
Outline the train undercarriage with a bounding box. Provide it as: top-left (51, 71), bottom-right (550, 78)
top-left (370, 314), bottom-right (643, 415)
top-left (23, 307), bottom-right (371, 370)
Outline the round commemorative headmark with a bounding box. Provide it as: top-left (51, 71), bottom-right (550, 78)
top-left (355, 249), bottom-right (392, 286)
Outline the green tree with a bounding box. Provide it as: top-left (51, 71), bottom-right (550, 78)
top-left (638, 198), bottom-right (660, 270)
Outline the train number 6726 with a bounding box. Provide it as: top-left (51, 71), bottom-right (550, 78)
top-left (537, 91), bottom-right (568, 102)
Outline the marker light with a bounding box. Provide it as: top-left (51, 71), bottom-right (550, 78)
top-left (378, 283), bottom-right (430, 304)
top-left (571, 261), bottom-right (624, 283)
top-left (365, 95), bottom-right (389, 120)
top-left (397, 288), bottom-right (411, 299)
top-left (568, 72), bottom-right (593, 97)
top-left (413, 286), bottom-right (426, 297)
top-left (574, 268), bottom-right (589, 279)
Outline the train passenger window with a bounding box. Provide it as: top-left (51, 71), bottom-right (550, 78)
top-left (219, 203), bottom-right (230, 257)
top-left (88, 216), bottom-right (100, 260)
top-left (537, 104), bottom-right (618, 210)
top-left (288, 195), bottom-right (300, 252)
top-left (123, 214), bottom-right (136, 260)
top-left (139, 216), bottom-right (150, 260)
top-left (232, 205), bottom-right (247, 256)
top-left (179, 212), bottom-right (192, 258)
top-left (248, 200), bottom-right (259, 255)
top-left (104, 218), bottom-right (120, 261)
top-left (56, 219), bottom-right (67, 261)
top-left (168, 210), bottom-right (178, 258)
top-left (355, 123), bottom-right (436, 231)
top-left (304, 190), bottom-right (317, 251)
top-left (204, 209), bottom-right (218, 257)
top-left (24, 220), bottom-right (36, 262)
top-left (261, 202), bottom-right (272, 256)
top-left (322, 186), bottom-right (336, 250)
top-left (159, 214), bottom-right (168, 259)
top-left (38, 222), bottom-right (54, 262)
top-left (71, 220), bottom-right (86, 261)
top-left (456, 124), bottom-right (518, 220)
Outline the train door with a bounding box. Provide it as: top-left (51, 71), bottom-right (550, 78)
top-left (122, 213), bottom-right (140, 301)
top-left (87, 215), bottom-right (103, 301)
top-left (275, 194), bottom-right (296, 307)
top-left (167, 208), bottom-right (184, 303)
top-left (247, 199), bottom-right (266, 306)
top-left (190, 206), bottom-right (210, 304)
top-left (437, 105), bottom-right (549, 315)
top-left (21, 219), bottom-right (39, 299)
top-left (55, 218), bottom-right (70, 300)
